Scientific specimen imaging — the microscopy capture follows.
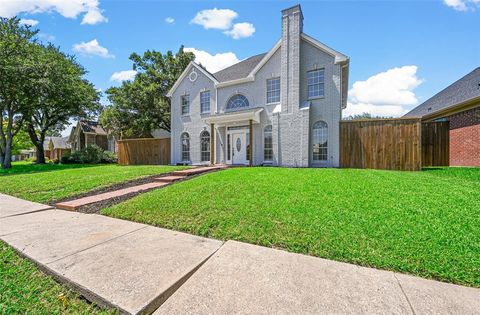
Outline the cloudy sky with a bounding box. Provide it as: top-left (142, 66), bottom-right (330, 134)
top-left (1, 0), bottom-right (479, 121)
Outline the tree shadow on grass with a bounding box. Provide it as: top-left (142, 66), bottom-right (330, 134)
top-left (0, 163), bottom-right (99, 176)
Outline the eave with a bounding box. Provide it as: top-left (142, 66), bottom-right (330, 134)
top-left (421, 96), bottom-right (480, 121)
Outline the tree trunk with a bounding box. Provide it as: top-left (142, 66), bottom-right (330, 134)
top-left (27, 124), bottom-right (46, 164)
top-left (35, 144), bottom-right (46, 164)
top-left (1, 138), bottom-right (13, 169)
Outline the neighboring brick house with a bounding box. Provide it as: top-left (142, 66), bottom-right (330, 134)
top-left (404, 67), bottom-right (480, 167)
top-left (167, 5), bottom-right (349, 167)
top-left (69, 120), bottom-right (117, 152)
top-left (47, 137), bottom-right (71, 161)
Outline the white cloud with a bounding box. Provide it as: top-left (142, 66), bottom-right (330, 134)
top-left (110, 70), bottom-right (137, 82)
top-left (343, 66), bottom-right (423, 117)
top-left (443, 0), bottom-right (480, 11)
top-left (224, 22), bottom-right (255, 39)
top-left (165, 17), bottom-right (175, 24)
top-left (73, 39), bottom-right (113, 58)
top-left (0, 0), bottom-right (107, 25)
top-left (81, 6), bottom-right (107, 25)
top-left (191, 8), bottom-right (238, 30)
top-left (184, 47), bottom-right (240, 73)
top-left (19, 18), bottom-right (39, 26)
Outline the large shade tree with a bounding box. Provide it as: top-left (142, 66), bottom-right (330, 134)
top-left (0, 17), bottom-right (37, 168)
top-left (101, 47), bottom-right (195, 138)
top-left (0, 17), bottom-right (99, 168)
top-left (25, 44), bottom-right (100, 164)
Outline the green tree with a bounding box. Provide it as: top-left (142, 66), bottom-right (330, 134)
top-left (0, 17), bottom-right (37, 168)
top-left (25, 44), bottom-right (100, 164)
top-left (1, 121), bottom-right (33, 155)
top-left (101, 47), bottom-right (194, 138)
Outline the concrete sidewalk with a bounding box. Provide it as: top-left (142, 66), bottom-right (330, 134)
top-left (0, 193), bottom-right (52, 218)
top-left (1, 193), bottom-right (479, 314)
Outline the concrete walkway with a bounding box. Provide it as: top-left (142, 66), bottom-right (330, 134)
top-left (1, 193), bottom-right (479, 315)
top-left (56, 165), bottom-right (227, 211)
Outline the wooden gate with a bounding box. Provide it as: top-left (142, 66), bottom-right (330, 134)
top-left (421, 121), bottom-right (449, 167)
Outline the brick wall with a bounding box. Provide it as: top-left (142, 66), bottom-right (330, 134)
top-left (448, 106), bottom-right (480, 166)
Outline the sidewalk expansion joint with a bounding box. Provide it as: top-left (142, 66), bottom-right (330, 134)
top-left (394, 273), bottom-right (417, 315)
top-left (0, 206), bottom-right (54, 219)
top-left (145, 241), bottom-right (226, 314)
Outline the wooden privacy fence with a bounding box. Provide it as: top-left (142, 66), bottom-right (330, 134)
top-left (340, 118), bottom-right (422, 171)
top-left (340, 118), bottom-right (449, 171)
top-left (421, 121), bottom-right (449, 167)
top-left (118, 138), bottom-right (170, 165)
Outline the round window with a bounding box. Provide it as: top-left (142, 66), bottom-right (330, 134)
top-left (188, 70), bottom-right (198, 82)
top-left (236, 138), bottom-right (241, 152)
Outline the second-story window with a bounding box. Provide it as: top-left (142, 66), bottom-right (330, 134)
top-left (307, 69), bottom-right (325, 99)
top-left (181, 95), bottom-right (190, 115)
top-left (266, 77), bottom-right (280, 104)
top-left (200, 91), bottom-right (210, 113)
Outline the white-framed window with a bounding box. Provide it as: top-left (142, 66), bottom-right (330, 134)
top-left (264, 125), bottom-right (273, 161)
top-left (312, 121), bottom-right (328, 161)
top-left (181, 132), bottom-right (190, 161)
top-left (181, 95), bottom-right (190, 115)
top-left (200, 130), bottom-right (210, 162)
top-left (266, 77), bottom-right (280, 104)
top-left (226, 94), bottom-right (249, 110)
top-left (307, 69), bottom-right (325, 99)
top-left (200, 91), bottom-right (210, 113)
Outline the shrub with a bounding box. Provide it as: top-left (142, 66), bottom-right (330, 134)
top-left (61, 145), bottom-right (117, 164)
top-left (101, 151), bottom-right (118, 163)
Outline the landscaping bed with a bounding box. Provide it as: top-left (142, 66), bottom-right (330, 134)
top-left (0, 241), bottom-right (114, 314)
top-left (0, 163), bottom-right (187, 204)
top-left (102, 167), bottom-right (480, 287)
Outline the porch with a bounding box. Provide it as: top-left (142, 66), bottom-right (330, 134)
top-left (204, 108), bottom-right (263, 166)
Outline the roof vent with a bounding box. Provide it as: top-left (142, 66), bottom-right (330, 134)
top-left (427, 107), bottom-right (432, 111)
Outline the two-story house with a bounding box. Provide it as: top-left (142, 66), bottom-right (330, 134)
top-left (168, 4), bottom-right (349, 167)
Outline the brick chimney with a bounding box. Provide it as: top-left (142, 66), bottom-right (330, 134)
top-left (281, 4), bottom-right (303, 114)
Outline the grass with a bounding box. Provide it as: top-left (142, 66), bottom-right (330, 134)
top-left (0, 241), bottom-right (115, 314)
top-left (0, 163), bottom-right (187, 203)
top-left (0, 161), bottom-right (96, 176)
top-left (103, 167), bottom-right (480, 287)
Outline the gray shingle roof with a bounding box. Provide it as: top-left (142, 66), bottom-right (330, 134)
top-left (80, 120), bottom-right (107, 135)
top-left (213, 53), bottom-right (267, 83)
top-left (51, 136), bottom-right (71, 149)
top-left (43, 137), bottom-right (51, 150)
top-left (404, 67), bottom-right (480, 118)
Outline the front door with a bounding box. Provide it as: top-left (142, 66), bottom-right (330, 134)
top-left (232, 132), bottom-right (247, 165)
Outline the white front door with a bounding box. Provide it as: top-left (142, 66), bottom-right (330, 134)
top-left (232, 132), bottom-right (247, 165)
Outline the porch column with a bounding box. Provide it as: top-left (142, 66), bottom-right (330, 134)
top-left (210, 123), bottom-right (215, 165)
top-left (249, 119), bottom-right (253, 166)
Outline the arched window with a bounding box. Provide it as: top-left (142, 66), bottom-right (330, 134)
top-left (226, 94), bottom-right (249, 110)
top-left (312, 121), bottom-right (328, 161)
top-left (181, 132), bottom-right (190, 162)
top-left (264, 125), bottom-right (273, 161)
top-left (200, 130), bottom-right (210, 162)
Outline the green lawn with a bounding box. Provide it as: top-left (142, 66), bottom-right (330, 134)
top-left (0, 161), bottom-right (97, 176)
top-left (0, 241), bottom-right (114, 314)
top-left (103, 167), bottom-right (480, 287)
top-left (0, 163), bottom-right (186, 203)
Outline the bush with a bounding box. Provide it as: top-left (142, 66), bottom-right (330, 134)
top-left (101, 151), bottom-right (118, 163)
top-left (61, 145), bottom-right (117, 164)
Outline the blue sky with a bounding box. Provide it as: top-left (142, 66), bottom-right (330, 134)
top-left (1, 0), bottom-right (479, 124)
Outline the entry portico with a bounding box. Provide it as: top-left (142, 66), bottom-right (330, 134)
top-left (205, 108), bottom-right (262, 166)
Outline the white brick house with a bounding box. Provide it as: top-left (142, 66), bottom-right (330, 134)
top-left (167, 4), bottom-right (349, 167)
